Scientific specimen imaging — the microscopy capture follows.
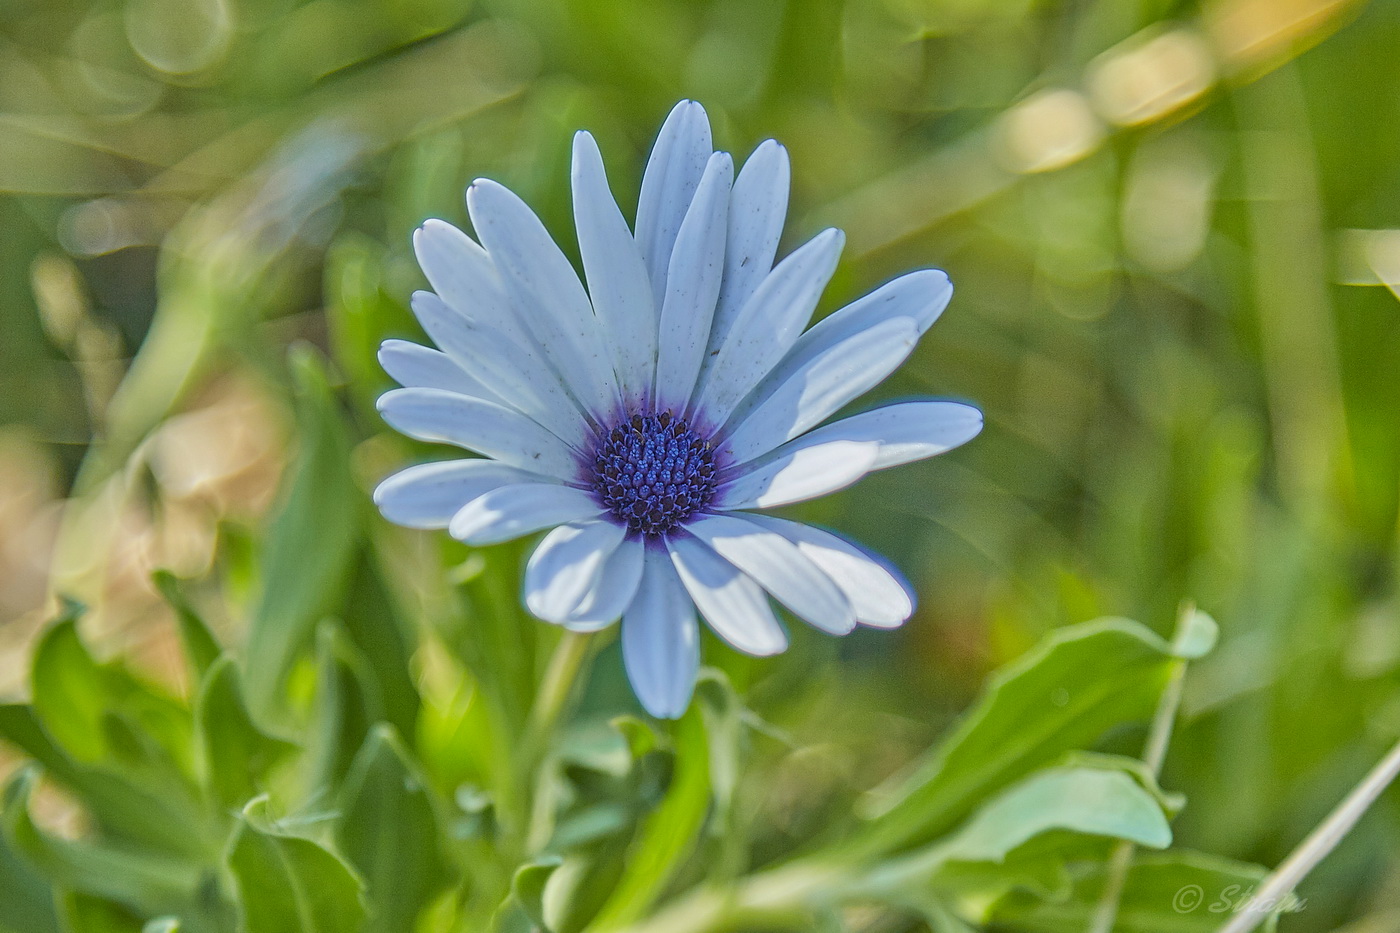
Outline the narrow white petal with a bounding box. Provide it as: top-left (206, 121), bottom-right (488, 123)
top-left (623, 547), bottom-right (700, 718)
top-left (706, 140), bottom-right (791, 355)
top-left (378, 388), bottom-right (583, 480)
top-left (718, 318), bottom-right (920, 463)
top-left (374, 459), bottom-right (557, 529)
top-left (654, 151), bottom-right (733, 411)
top-left (714, 440), bottom-right (878, 510)
top-left (728, 270), bottom-right (951, 429)
top-left (684, 514), bottom-right (855, 635)
top-left (744, 514), bottom-right (915, 628)
top-left (667, 533), bottom-right (787, 656)
top-left (635, 100), bottom-right (714, 313)
top-left (448, 483), bottom-right (603, 545)
top-left (467, 180), bottom-right (619, 420)
top-left (760, 401), bottom-right (983, 472)
top-left (564, 536), bottom-right (644, 631)
top-left (693, 228), bottom-right (844, 427)
top-left (524, 520), bottom-right (627, 623)
top-left (413, 221), bottom-right (584, 432)
top-left (412, 220), bottom-right (531, 347)
top-left (409, 291), bottom-right (589, 447)
top-left (572, 131), bottom-right (658, 402)
top-left (378, 340), bottom-right (499, 403)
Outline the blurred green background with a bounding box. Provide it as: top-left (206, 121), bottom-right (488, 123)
top-left (1, 0), bottom-right (1398, 928)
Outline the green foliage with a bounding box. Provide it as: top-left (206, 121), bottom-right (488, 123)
top-left (335, 726), bottom-right (453, 932)
top-left (153, 573), bottom-right (222, 683)
top-left (244, 347), bottom-right (360, 718)
top-left (990, 852), bottom-right (1278, 933)
top-left (857, 619), bottom-right (1182, 851)
top-left (3, 0), bottom-right (1398, 929)
top-left (0, 580), bottom-right (1264, 931)
top-left (195, 657), bottom-right (295, 811)
top-left (227, 798), bottom-right (366, 933)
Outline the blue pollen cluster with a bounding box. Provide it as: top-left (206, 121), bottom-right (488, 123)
top-left (591, 412), bottom-right (719, 537)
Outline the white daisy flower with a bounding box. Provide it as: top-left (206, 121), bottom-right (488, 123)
top-left (374, 101), bottom-right (982, 718)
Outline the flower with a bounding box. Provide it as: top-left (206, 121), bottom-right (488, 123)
top-left (374, 101), bottom-right (982, 718)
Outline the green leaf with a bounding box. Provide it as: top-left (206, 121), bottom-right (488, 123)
top-left (695, 671), bottom-right (744, 837)
top-left (30, 613), bottom-right (123, 763)
top-left (489, 901), bottom-right (537, 933)
top-left (1055, 751), bottom-right (1186, 816)
top-left (0, 706), bottom-right (210, 859)
top-left (448, 542), bottom-right (538, 734)
top-left (0, 818), bottom-right (59, 933)
top-left (23, 616), bottom-right (211, 859)
top-left (988, 850), bottom-right (1280, 933)
top-left (610, 716), bottom-right (661, 761)
top-left (925, 849), bottom-right (1073, 907)
top-left (338, 549), bottom-right (420, 747)
top-left (510, 857), bottom-right (562, 930)
top-left (244, 346), bottom-right (360, 718)
top-left (335, 725), bottom-right (453, 933)
top-left (325, 234), bottom-right (402, 412)
top-left (152, 571), bottom-right (222, 681)
top-left (938, 766), bottom-right (1172, 862)
top-left (921, 900), bottom-right (979, 933)
top-left (306, 624), bottom-right (382, 792)
top-left (30, 616), bottom-right (195, 783)
top-left (2, 769), bottom-right (204, 916)
top-left (1172, 608), bottom-right (1220, 660)
top-left (857, 618), bottom-right (1189, 853)
top-left (142, 919), bottom-right (181, 933)
top-left (541, 835), bottom-right (634, 933)
top-left (57, 892), bottom-right (144, 933)
top-left (226, 797), bottom-right (366, 933)
top-left (858, 766), bottom-right (1173, 901)
top-left (195, 656), bottom-right (296, 811)
top-left (587, 705), bottom-right (711, 930)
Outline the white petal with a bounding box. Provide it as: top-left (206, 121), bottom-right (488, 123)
top-left (667, 533), bottom-right (786, 656)
top-left (378, 339), bottom-right (499, 403)
top-left (412, 221), bottom-right (581, 432)
top-left (683, 514), bottom-right (855, 635)
top-left (524, 520), bottom-right (627, 623)
top-left (764, 401), bottom-right (983, 472)
top-left (563, 536), bottom-right (644, 632)
top-left (467, 180), bottom-right (619, 420)
top-left (378, 388), bottom-right (583, 480)
top-left (693, 228), bottom-right (844, 428)
top-left (412, 220), bottom-right (532, 348)
top-left (728, 270), bottom-right (951, 429)
top-left (447, 483), bottom-right (603, 545)
top-left (635, 100), bottom-right (713, 314)
top-left (654, 151), bottom-right (733, 411)
top-left (743, 514), bottom-right (915, 628)
top-left (706, 140), bottom-right (791, 355)
top-left (714, 440), bottom-right (878, 510)
top-left (718, 317), bottom-right (920, 463)
top-left (374, 459), bottom-right (557, 529)
top-left (572, 131), bottom-right (658, 402)
top-left (623, 547), bottom-right (700, 718)
top-left (409, 291), bottom-right (589, 448)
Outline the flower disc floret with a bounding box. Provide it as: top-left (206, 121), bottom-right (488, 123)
top-left (591, 412), bottom-right (717, 537)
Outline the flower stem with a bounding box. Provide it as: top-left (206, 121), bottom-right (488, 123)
top-left (1087, 603), bottom-right (1197, 933)
top-left (1215, 735), bottom-right (1400, 933)
top-left (530, 630), bottom-right (593, 741)
top-left (521, 630), bottom-right (595, 850)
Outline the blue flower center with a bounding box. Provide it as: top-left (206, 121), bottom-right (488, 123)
top-left (591, 412), bottom-right (718, 537)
